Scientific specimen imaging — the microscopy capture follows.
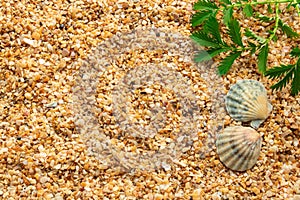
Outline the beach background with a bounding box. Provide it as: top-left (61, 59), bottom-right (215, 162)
top-left (0, 0), bottom-right (299, 199)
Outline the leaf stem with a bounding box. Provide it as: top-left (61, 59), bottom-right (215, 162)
top-left (267, 3), bottom-right (280, 42)
top-left (293, 0), bottom-right (300, 16)
top-left (220, 0), bottom-right (292, 10)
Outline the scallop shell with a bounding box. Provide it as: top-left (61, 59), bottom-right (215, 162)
top-left (225, 79), bottom-right (273, 129)
top-left (216, 126), bottom-right (262, 171)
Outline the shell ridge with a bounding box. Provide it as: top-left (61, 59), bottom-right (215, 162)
top-left (216, 133), bottom-right (249, 153)
top-left (225, 80), bottom-right (272, 128)
top-left (218, 137), bottom-right (246, 161)
top-left (224, 142), bottom-right (251, 171)
top-left (254, 95), bottom-right (269, 118)
top-left (238, 136), bottom-right (262, 171)
top-left (226, 96), bottom-right (267, 120)
top-left (216, 126), bottom-right (262, 171)
top-left (226, 85), bottom-right (258, 108)
top-left (238, 141), bottom-right (259, 171)
top-left (236, 139), bottom-right (253, 167)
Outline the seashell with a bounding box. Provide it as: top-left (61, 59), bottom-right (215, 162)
top-left (216, 126), bottom-right (262, 171)
top-left (225, 79), bottom-right (273, 129)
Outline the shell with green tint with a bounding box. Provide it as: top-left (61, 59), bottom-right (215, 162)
top-left (225, 79), bottom-right (273, 129)
top-left (216, 126), bottom-right (262, 171)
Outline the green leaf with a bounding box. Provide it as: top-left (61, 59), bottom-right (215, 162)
top-left (203, 17), bottom-right (223, 44)
top-left (248, 41), bottom-right (257, 55)
top-left (243, 4), bottom-right (253, 17)
top-left (228, 18), bottom-right (244, 47)
top-left (278, 20), bottom-right (300, 38)
top-left (207, 47), bottom-right (231, 57)
top-left (191, 10), bottom-right (214, 27)
top-left (291, 47), bottom-right (300, 57)
top-left (257, 44), bottom-right (269, 74)
top-left (218, 51), bottom-right (242, 75)
top-left (267, 4), bottom-right (273, 13)
top-left (193, 0), bottom-right (218, 11)
top-left (291, 2), bottom-right (300, 9)
top-left (194, 50), bottom-right (213, 62)
top-left (266, 61), bottom-right (299, 96)
top-left (255, 14), bottom-right (274, 22)
top-left (271, 34), bottom-right (278, 42)
top-left (190, 31), bottom-right (221, 48)
top-left (270, 66), bottom-right (295, 91)
top-left (291, 60), bottom-right (300, 96)
top-left (265, 64), bottom-right (294, 79)
top-left (194, 47), bottom-right (231, 62)
top-left (245, 28), bottom-right (266, 43)
top-left (223, 7), bottom-right (233, 26)
top-left (220, 0), bottom-right (231, 4)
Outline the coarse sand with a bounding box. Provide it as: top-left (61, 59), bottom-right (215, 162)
top-left (0, 0), bottom-right (299, 199)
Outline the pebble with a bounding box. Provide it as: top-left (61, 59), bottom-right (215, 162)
top-left (31, 32), bottom-right (41, 40)
top-left (23, 38), bottom-right (36, 46)
top-left (24, 92), bottom-right (32, 100)
top-left (40, 176), bottom-right (49, 184)
top-left (62, 48), bottom-right (70, 57)
top-left (45, 102), bottom-right (58, 108)
top-left (46, 43), bottom-right (53, 52)
top-left (293, 138), bottom-right (299, 147)
top-left (144, 88), bottom-right (153, 94)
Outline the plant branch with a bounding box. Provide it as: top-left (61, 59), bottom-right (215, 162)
top-left (220, 0), bottom-right (293, 10)
top-left (267, 3), bottom-right (280, 42)
top-left (293, 0), bottom-right (300, 16)
top-left (191, 0), bottom-right (300, 95)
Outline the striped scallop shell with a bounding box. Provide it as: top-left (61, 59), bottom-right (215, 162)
top-left (216, 126), bottom-right (262, 171)
top-left (225, 79), bottom-right (273, 129)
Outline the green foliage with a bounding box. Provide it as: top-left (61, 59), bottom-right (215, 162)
top-left (291, 47), bottom-right (300, 57)
top-left (257, 44), bottom-right (269, 73)
top-left (194, 48), bottom-right (231, 62)
top-left (244, 28), bottom-right (266, 44)
top-left (278, 20), bottom-right (300, 38)
top-left (193, 0), bottom-right (218, 11)
top-left (254, 14), bottom-right (274, 22)
top-left (223, 7), bottom-right (233, 25)
top-left (191, 11), bottom-right (215, 27)
top-left (218, 51), bottom-right (243, 75)
top-left (203, 17), bottom-right (223, 44)
top-left (243, 4), bottom-right (253, 17)
top-left (228, 18), bottom-right (244, 47)
top-left (190, 31), bottom-right (221, 48)
top-left (190, 0), bottom-right (300, 96)
top-left (265, 50), bottom-right (300, 96)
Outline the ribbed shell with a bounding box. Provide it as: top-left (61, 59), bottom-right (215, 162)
top-left (225, 79), bottom-right (273, 129)
top-left (216, 126), bottom-right (262, 171)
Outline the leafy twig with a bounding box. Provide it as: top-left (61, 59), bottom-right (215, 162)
top-left (265, 48), bottom-right (300, 95)
top-left (190, 0), bottom-right (300, 96)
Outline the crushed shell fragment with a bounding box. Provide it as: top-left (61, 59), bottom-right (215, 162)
top-left (225, 79), bottom-right (273, 129)
top-left (216, 126), bottom-right (262, 171)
